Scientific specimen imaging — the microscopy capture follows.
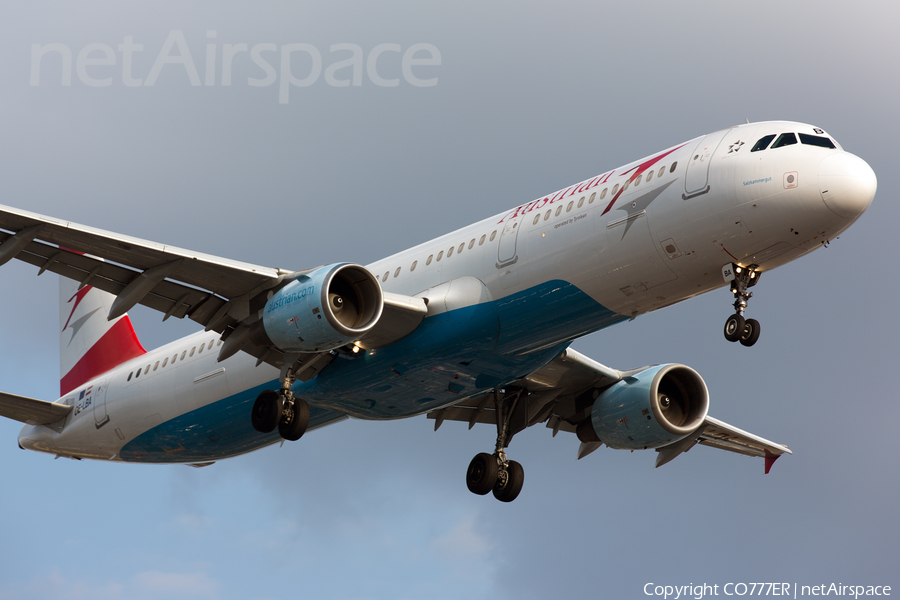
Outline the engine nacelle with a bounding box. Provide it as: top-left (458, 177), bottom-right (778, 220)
top-left (585, 364), bottom-right (709, 450)
top-left (253, 263), bottom-right (383, 353)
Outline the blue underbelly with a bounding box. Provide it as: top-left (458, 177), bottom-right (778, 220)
top-left (119, 280), bottom-right (625, 462)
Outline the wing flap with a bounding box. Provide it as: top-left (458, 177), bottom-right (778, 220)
top-left (0, 204), bottom-right (283, 298)
top-left (13, 238), bottom-right (229, 326)
top-left (697, 415), bottom-right (792, 459)
top-left (0, 392), bottom-right (71, 428)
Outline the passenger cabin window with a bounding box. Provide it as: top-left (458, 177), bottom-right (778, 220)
top-left (657, 166), bottom-right (665, 178)
top-left (153, 361), bottom-right (160, 370)
top-left (612, 184), bottom-right (619, 195)
top-left (394, 267), bottom-right (401, 278)
top-left (208, 341), bottom-right (214, 350)
top-left (437, 250), bottom-right (443, 261)
top-left (189, 347), bottom-right (196, 357)
top-left (127, 372), bottom-right (133, 382)
top-left (162, 358), bottom-right (168, 367)
top-left (382, 272), bottom-right (388, 282)
top-left (489, 230), bottom-right (497, 241)
top-left (144, 365), bottom-right (150, 375)
top-left (589, 192), bottom-right (596, 203)
top-left (533, 214), bottom-right (540, 225)
top-left (181, 351), bottom-right (187, 360)
top-left (198, 344), bottom-right (204, 353)
top-left (426, 254), bottom-right (433, 265)
top-left (600, 188), bottom-right (608, 199)
top-left (544, 209), bottom-right (551, 220)
top-left (468, 239), bottom-right (475, 249)
top-left (751, 134), bottom-right (776, 152)
top-left (457, 243), bottom-right (464, 254)
top-left (646, 170), bottom-right (653, 182)
top-left (410, 260), bottom-right (417, 271)
top-left (555, 206), bottom-right (562, 217)
top-left (799, 133), bottom-right (837, 149)
top-left (479, 234), bottom-right (486, 245)
top-left (669, 162), bottom-right (677, 173)
top-left (577, 196), bottom-right (584, 208)
top-left (771, 133), bottom-right (798, 149)
top-left (566, 201), bottom-right (573, 212)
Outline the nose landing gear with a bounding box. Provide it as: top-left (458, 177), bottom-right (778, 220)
top-left (464, 389), bottom-right (525, 502)
top-left (722, 263), bottom-right (761, 347)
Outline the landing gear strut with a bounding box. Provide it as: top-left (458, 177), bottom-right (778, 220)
top-left (465, 389), bottom-right (525, 502)
top-left (722, 263), bottom-right (761, 347)
top-left (250, 361), bottom-right (310, 441)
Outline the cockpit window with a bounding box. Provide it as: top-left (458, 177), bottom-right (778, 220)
top-left (751, 134), bottom-right (776, 152)
top-left (770, 133), bottom-right (798, 149)
top-left (799, 133), bottom-right (836, 149)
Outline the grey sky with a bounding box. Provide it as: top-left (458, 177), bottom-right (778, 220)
top-left (1, 1), bottom-right (898, 599)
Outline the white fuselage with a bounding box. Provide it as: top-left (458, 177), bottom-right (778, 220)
top-left (18, 120), bottom-right (875, 463)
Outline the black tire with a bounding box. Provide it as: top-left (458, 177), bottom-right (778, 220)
top-left (493, 460), bottom-right (524, 503)
top-left (740, 318), bottom-right (761, 347)
top-left (724, 314), bottom-right (745, 342)
top-left (251, 390), bottom-right (282, 433)
top-left (278, 398), bottom-right (311, 441)
top-left (466, 453), bottom-right (498, 495)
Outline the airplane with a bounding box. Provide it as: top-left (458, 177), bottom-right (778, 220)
top-left (0, 120), bottom-right (876, 502)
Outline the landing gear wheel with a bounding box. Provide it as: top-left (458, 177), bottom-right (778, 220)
top-left (724, 314), bottom-right (745, 342)
top-left (739, 318), bottom-right (761, 347)
top-left (251, 390), bottom-right (282, 433)
top-left (466, 453), bottom-right (499, 495)
top-left (278, 398), bottom-right (310, 441)
top-left (492, 460), bottom-right (524, 503)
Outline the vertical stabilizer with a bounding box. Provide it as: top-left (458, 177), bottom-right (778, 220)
top-left (59, 276), bottom-right (146, 396)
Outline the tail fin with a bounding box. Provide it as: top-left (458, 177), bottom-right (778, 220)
top-left (59, 276), bottom-right (146, 396)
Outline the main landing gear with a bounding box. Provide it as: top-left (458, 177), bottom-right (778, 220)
top-left (251, 364), bottom-right (310, 441)
top-left (722, 263), bottom-right (761, 347)
top-left (465, 389), bottom-right (525, 502)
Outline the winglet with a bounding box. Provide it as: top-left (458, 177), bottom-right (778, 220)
top-left (764, 450), bottom-right (780, 474)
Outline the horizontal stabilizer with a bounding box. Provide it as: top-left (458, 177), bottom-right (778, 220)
top-left (0, 391), bottom-right (71, 429)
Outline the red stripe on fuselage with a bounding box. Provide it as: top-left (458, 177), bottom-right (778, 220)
top-left (60, 316), bottom-right (147, 396)
top-left (599, 144), bottom-right (687, 216)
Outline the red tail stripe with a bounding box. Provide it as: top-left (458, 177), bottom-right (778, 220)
top-left (60, 316), bottom-right (147, 396)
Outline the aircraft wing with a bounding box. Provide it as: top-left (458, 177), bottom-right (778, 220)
top-left (428, 347), bottom-right (792, 472)
top-left (0, 204), bottom-right (425, 372)
top-left (0, 391), bottom-right (71, 432)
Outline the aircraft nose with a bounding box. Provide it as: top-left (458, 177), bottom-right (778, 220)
top-left (818, 152), bottom-right (877, 220)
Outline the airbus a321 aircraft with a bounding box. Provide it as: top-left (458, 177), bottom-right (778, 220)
top-left (0, 121), bottom-right (876, 501)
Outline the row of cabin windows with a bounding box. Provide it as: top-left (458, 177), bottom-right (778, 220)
top-left (381, 230), bottom-right (499, 282)
top-left (751, 132), bottom-right (836, 152)
top-left (526, 161), bottom-right (678, 225)
top-left (126, 338), bottom-right (222, 382)
top-left (378, 161), bottom-right (679, 283)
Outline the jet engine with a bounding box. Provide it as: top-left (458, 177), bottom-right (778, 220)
top-left (251, 263), bottom-right (383, 353)
top-left (579, 364), bottom-right (709, 450)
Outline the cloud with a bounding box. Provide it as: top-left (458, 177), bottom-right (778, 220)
top-left (132, 571), bottom-right (220, 598)
top-left (429, 512), bottom-right (494, 558)
top-left (7, 569), bottom-right (220, 600)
